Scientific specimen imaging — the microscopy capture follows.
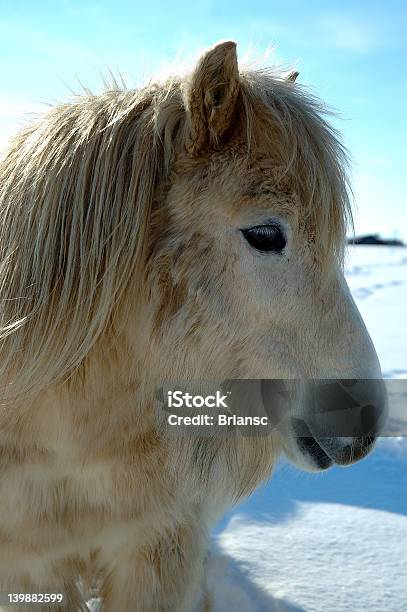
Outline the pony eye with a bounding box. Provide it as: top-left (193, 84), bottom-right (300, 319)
top-left (242, 224), bottom-right (286, 254)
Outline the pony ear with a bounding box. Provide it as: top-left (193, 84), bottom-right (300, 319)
top-left (184, 41), bottom-right (240, 154)
top-left (287, 70), bottom-right (299, 83)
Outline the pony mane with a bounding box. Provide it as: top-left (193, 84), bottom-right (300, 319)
top-left (238, 67), bottom-right (352, 258)
top-left (0, 59), bottom-right (351, 401)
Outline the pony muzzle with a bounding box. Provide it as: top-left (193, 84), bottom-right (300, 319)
top-left (290, 378), bottom-right (388, 470)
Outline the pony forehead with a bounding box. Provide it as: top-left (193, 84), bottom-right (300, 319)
top-left (166, 65), bottom-right (350, 257)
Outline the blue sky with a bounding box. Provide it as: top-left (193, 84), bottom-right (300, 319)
top-left (0, 0), bottom-right (406, 238)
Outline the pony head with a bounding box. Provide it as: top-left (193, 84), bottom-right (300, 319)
top-left (0, 41), bottom-right (386, 472)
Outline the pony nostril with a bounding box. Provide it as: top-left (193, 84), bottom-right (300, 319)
top-left (305, 378), bottom-right (388, 438)
top-left (361, 404), bottom-right (380, 435)
top-left (339, 379), bottom-right (357, 387)
top-left (359, 380), bottom-right (388, 436)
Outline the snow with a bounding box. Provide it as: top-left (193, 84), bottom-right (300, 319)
top-left (211, 503), bottom-right (407, 612)
top-left (210, 246), bottom-right (407, 612)
top-left (345, 246), bottom-right (407, 378)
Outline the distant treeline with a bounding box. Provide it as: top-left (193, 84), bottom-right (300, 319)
top-left (347, 234), bottom-right (405, 247)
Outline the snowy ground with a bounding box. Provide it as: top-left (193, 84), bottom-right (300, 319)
top-left (345, 246), bottom-right (407, 379)
top-left (209, 246), bottom-right (407, 612)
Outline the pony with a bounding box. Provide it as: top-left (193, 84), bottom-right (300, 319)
top-left (0, 41), bottom-right (385, 611)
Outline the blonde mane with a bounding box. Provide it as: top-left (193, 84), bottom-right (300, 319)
top-left (0, 62), bottom-right (351, 402)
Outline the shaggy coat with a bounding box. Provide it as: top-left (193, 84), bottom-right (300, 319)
top-left (0, 42), bottom-right (381, 611)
